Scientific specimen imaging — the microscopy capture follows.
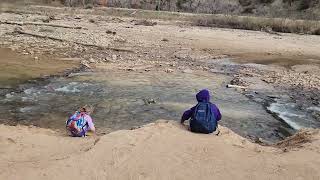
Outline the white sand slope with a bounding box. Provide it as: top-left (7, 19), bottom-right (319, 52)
top-left (0, 120), bottom-right (319, 180)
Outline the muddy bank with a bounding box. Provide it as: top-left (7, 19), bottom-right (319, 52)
top-left (0, 48), bottom-right (79, 88)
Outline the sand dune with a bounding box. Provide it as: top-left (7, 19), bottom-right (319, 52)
top-left (0, 120), bottom-right (319, 180)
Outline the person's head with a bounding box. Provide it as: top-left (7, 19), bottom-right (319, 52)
top-left (196, 89), bottom-right (210, 102)
top-left (79, 105), bottom-right (94, 115)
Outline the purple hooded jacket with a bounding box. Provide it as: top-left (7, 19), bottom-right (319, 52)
top-left (181, 89), bottom-right (221, 123)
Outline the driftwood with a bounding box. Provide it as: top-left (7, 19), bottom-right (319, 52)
top-left (67, 72), bottom-right (95, 78)
top-left (14, 30), bottom-right (134, 53)
top-left (0, 21), bottom-right (84, 30)
top-left (226, 84), bottom-right (248, 89)
top-left (2, 10), bottom-right (43, 16)
top-left (0, 87), bottom-right (13, 90)
top-left (261, 27), bottom-right (282, 36)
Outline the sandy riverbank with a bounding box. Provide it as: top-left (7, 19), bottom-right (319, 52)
top-left (0, 120), bottom-right (319, 180)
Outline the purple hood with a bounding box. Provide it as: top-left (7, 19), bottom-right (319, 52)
top-left (196, 89), bottom-right (210, 102)
top-left (181, 89), bottom-right (222, 122)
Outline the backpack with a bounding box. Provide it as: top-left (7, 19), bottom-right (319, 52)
top-left (190, 102), bottom-right (217, 134)
top-left (66, 111), bottom-right (88, 137)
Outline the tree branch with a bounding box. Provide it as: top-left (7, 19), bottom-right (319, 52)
top-left (14, 30), bottom-right (134, 53)
top-left (0, 20), bottom-right (84, 30)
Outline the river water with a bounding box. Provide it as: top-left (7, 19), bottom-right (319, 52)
top-left (0, 69), bottom-right (293, 142)
top-left (232, 57), bottom-right (320, 132)
top-left (1, 48), bottom-right (318, 142)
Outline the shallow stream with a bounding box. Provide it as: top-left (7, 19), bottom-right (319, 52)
top-left (1, 70), bottom-right (293, 142)
top-left (1, 48), bottom-right (319, 142)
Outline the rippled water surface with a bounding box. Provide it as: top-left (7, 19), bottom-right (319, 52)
top-left (0, 70), bottom-right (294, 142)
top-left (3, 48), bottom-right (318, 142)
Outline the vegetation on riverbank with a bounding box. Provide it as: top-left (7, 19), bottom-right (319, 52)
top-left (2, 0), bottom-right (320, 35)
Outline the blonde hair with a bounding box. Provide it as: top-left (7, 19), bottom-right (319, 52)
top-left (79, 105), bottom-right (94, 114)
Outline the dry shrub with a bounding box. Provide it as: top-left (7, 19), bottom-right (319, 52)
top-left (194, 14), bottom-right (320, 35)
top-left (134, 19), bottom-right (157, 26)
top-left (274, 129), bottom-right (318, 149)
top-left (312, 27), bottom-right (320, 35)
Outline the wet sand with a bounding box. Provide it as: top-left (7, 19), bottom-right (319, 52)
top-left (0, 48), bottom-right (79, 88)
top-left (231, 56), bottom-right (320, 69)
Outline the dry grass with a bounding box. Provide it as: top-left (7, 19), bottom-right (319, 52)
top-left (194, 14), bottom-right (320, 35)
top-left (274, 129), bottom-right (318, 149)
top-left (2, 4), bottom-right (320, 35)
top-left (95, 7), bottom-right (320, 35)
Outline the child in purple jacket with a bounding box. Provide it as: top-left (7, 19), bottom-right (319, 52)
top-left (181, 89), bottom-right (221, 133)
top-left (66, 105), bottom-right (96, 137)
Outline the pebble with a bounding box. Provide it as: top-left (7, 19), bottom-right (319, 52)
top-left (165, 68), bottom-right (174, 73)
top-left (89, 58), bottom-right (95, 63)
top-left (182, 69), bottom-right (193, 73)
top-left (112, 55), bottom-right (117, 61)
